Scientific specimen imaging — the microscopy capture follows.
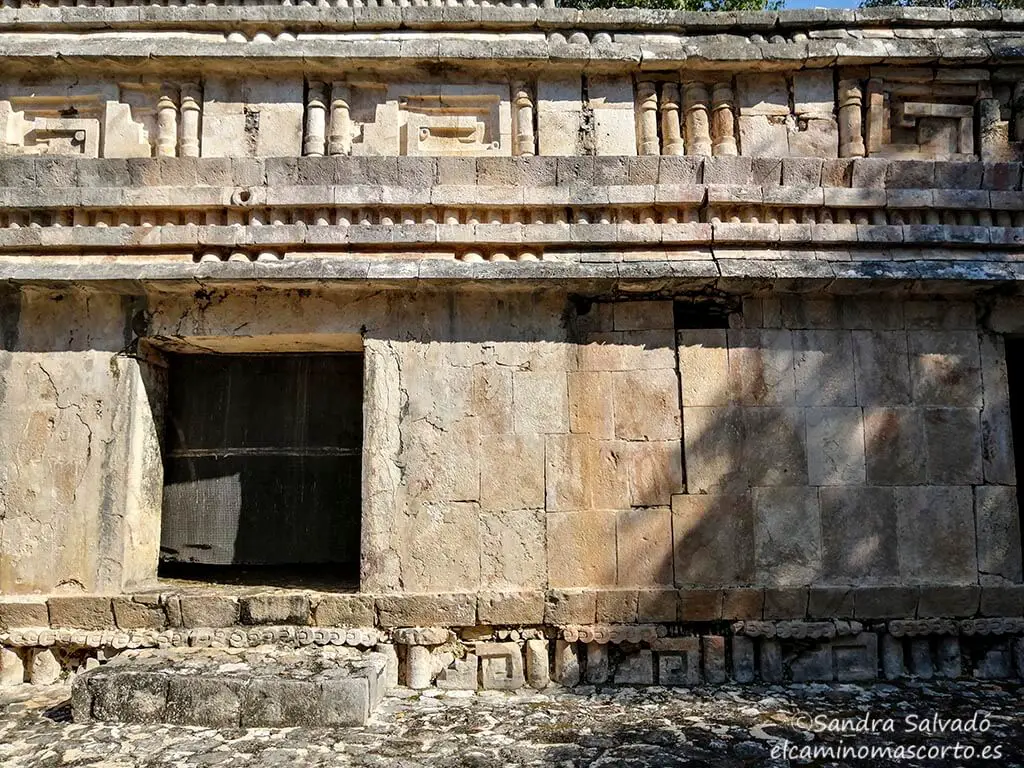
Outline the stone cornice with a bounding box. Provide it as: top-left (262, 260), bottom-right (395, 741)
top-left (0, 9), bottom-right (1023, 70)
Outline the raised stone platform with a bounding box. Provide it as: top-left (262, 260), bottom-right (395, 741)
top-left (70, 646), bottom-right (388, 727)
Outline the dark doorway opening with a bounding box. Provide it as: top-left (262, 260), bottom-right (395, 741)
top-left (158, 353), bottom-right (362, 588)
top-left (1004, 338), bottom-right (1024, 571)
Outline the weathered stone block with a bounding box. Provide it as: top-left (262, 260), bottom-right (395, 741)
top-left (616, 508), bottom-right (673, 587)
top-left (480, 510), bottom-right (546, 590)
top-left (728, 329), bottom-right (796, 406)
top-left (975, 486), bottom-right (1023, 584)
top-left (852, 331), bottom-right (911, 405)
top-left (723, 588), bottom-right (765, 620)
top-left (314, 595), bottom-right (375, 628)
top-left (896, 487), bottom-right (977, 584)
top-left (979, 585), bottom-right (1024, 616)
top-left (241, 594), bottom-right (310, 625)
top-left (436, 655), bottom-right (479, 690)
top-left (754, 487), bottom-right (821, 585)
top-left (702, 636), bottom-right (727, 684)
top-left (791, 646), bottom-right (834, 682)
top-left (399, 501), bottom-right (482, 592)
top-left (808, 587), bottom-right (854, 618)
top-left (759, 639), bottom-right (784, 682)
top-left (854, 587), bottom-right (919, 619)
top-left (320, 677), bottom-right (372, 725)
top-left (477, 591), bottom-right (544, 625)
top-left (179, 596), bottom-right (239, 629)
top-left (908, 331), bottom-right (982, 407)
top-left (612, 369), bottom-right (681, 441)
top-left (937, 637), bottom-right (962, 678)
top-left (613, 301), bottom-right (674, 332)
top-left (596, 590), bottom-right (639, 623)
top-left (673, 493), bottom-right (755, 585)
top-left (917, 586), bottom-right (980, 617)
top-left (547, 511), bottom-right (616, 588)
top-left (568, 371), bottom-right (614, 438)
top-left (792, 329), bottom-right (856, 406)
top-left (241, 679), bottom-right (319, 728)
top-left (805, 407), bottom-right (866, 485)
top-left (90, 672), bottom-right (167, 723)
top-left (732, 636), bottom-right (757, 683)
top-left (681, 407), bottom-right (746, 493)
top-left (679, 589), bottom-right (724, 621)
top-left (863, 408), bottom-right (927, 485)
top-left (739, 115), bottom-right (790, 156)
top-left (0, 648), bottom-right (25, 687)
top-left (882, 634), bottom-right (905, 680)
top-left (585, 643), bottom-right (609, 685)
top-left (165, 677), bottom-right (242, 727)
top-left (820, 487), bottom-right (898, 583)
top-left (554, 640), bottom-right (581, 687)
top-left (658, 647), bottom-right (701, 686)
top-left (0, 599), bottom-right (49, 630)
top-left (513, 370), bottom-right (568, 435)
top-left (545, 435), bottom-right (630, 512)
top-left (979, 333), bottom-right (1016, 485)
top-left (975, 644), bottom-right (1013, 679)
top-left (678, 329), bottom-right (730, 407)
top-left (544, 590), bottom-right (596, 625)
top-left (637, 590), bottom-right (677, 622)
top-left (47, 597), bottom-right (114, 630)
top-left (834, 633), bottom-right (879, 682)
top-left (525, 639), bottom-right (550, 689)
top-left (376, 594), bottom-right (476, 627)
top-left (480, 433), bottom-right (545, 511)
top-left (764, 588), bottom-right (808, 620)
top-left (599, 644), bottom-right (646, 685)
top-left (625, 443), bottom-right (683, 507)
top-left (112, 597), bottom-right (166, 630)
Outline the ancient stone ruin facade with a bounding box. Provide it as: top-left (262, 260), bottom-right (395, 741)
top-left (2, 5), bottom-right (1024, 699)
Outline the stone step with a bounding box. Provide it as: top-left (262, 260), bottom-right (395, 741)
top-left (71, 646), bottom-right (387, 727)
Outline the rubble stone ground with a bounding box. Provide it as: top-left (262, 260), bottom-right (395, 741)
top-left (1, 679), bottom-right (1022, 767)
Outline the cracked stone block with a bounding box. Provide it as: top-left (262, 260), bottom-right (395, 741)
top-left (614, 651), bottom-right (654, 685)
top-left (241, 594), bottom-right (310, 625)
top-left (47, 597), bottom-right (114, 630)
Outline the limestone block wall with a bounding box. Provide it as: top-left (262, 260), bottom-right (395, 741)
top-left (677, 296), bottom-right (1021, 591)
top-left (1, 284), bottom-right (1022, 602)
top-left (0, 289), bottom-right (163, 594)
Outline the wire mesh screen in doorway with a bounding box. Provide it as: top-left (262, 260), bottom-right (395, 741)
top-left (159, 353), bottom-right (363, 570)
